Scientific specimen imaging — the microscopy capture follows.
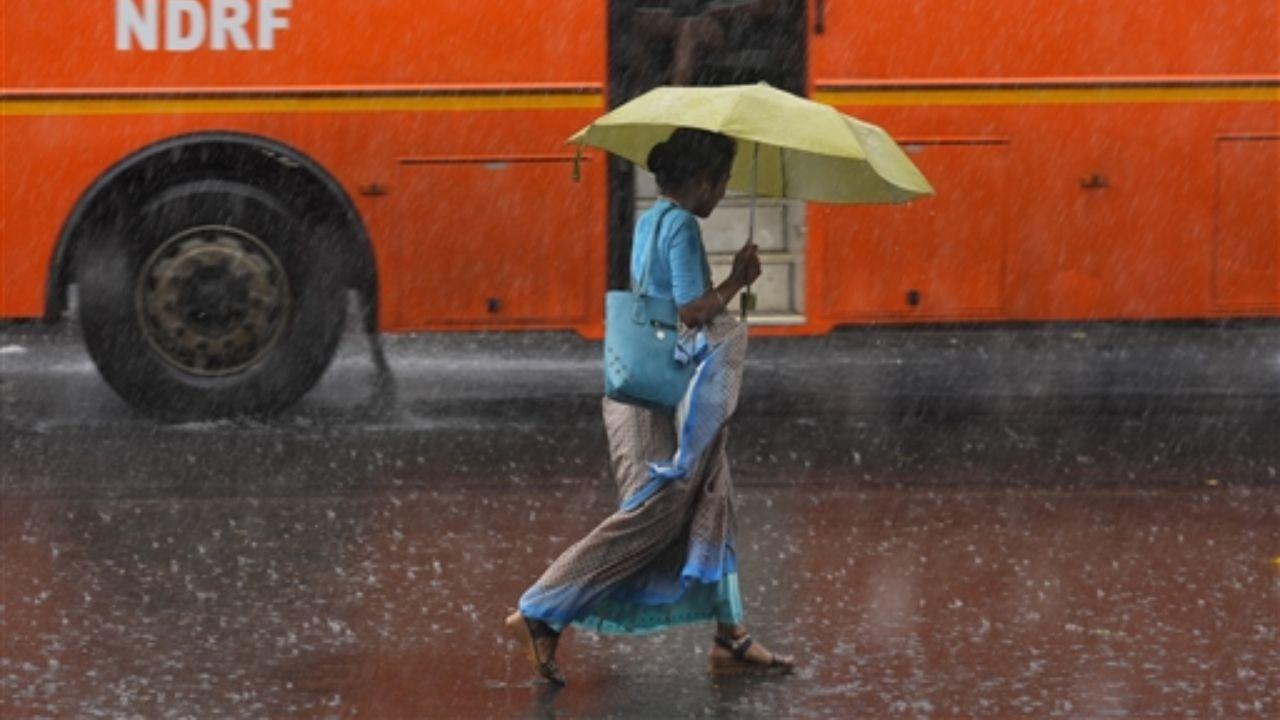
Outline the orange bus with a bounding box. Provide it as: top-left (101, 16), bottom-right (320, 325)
top-left (2, 1), bottom-right (1277, 416)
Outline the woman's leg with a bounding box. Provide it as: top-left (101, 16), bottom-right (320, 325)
top-left (710, 622), bottom-right (794, 672)
top-left (504, 611), bottom-right (566, 685)
top-left (697, 437), bottom-right (793, 673)
top-left (508, 400), bottom-right (684, 683)
top-left (516, 400), bottom-right (685, 630)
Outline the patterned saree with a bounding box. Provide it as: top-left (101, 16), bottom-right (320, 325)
top-left (518, 313), bottom-right (748, 634)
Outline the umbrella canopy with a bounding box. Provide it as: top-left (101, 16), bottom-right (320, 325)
top-left (568, 82), bottom-right (933, 204)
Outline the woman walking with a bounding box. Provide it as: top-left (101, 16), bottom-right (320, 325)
top-left (506, 127), bottom-right (794, 686)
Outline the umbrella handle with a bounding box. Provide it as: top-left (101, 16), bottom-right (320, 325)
top-left (741, 143), bottom-right (759, 322)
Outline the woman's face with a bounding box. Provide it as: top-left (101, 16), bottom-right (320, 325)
top-left (691, 170), bottom-right (730, 218)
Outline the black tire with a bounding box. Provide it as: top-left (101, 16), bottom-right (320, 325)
top-left (76, 179), bottom-right (347, 418)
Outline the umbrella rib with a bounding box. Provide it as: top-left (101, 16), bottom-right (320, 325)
top-left (779, 145), bottom-right (787, 198)
top-left (723, 87), bottom-right (747, 138)
top-left (831, 113), bottom-right (923, 196)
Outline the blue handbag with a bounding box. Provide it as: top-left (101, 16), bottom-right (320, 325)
top-left (604, 206), bottom-right (695, 411)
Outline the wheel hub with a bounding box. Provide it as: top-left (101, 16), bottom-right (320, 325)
top-left (136, 226), bottom-right (290, 376)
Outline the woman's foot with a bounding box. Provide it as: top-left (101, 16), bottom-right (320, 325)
top-left (708, 626), bottom-right (795, 675)
top-left (504, 611), bottom-right (566, 686)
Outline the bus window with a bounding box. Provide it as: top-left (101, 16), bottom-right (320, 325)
top-left (607, 1), bottom-right (808, 293)
top-left (614, 0), bottom-right (804, 98)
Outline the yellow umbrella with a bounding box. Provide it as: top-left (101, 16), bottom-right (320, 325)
top-left (569, 83), bottom-right (933, 318)
top-left (569, 82), bottom-right (934, 204)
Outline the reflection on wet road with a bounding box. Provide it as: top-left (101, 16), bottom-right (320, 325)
top-left (2, 324), bottom-right (1279, 717)
top-left (3, 483), bottom-right (1276, 717)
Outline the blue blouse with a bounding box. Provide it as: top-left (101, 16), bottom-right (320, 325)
top-left (631, 199), bottom-right (709, 307)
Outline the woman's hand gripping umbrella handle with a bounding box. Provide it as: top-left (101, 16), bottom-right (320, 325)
top-left (731, 242), bottom-right (762, 321)
top-left (678, 245), bottom-right (759, 329)
top-left (737, 238), bottom-right (760, 321)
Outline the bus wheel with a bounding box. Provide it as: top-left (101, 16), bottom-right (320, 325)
top-left (76, 180), bottom-right (347, 418)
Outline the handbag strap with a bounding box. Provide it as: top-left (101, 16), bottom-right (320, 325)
top-left (632, 203), bottom-right (678, 297)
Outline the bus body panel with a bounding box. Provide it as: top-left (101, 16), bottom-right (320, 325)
top-left (7, 1), bottom-right (603, 88)
top-left (809, 103), bottom-right (1278, 323)
top-left (2, 106), bottom-right (609, 333)
top-left (2, 0), bottom-right (609, 335)
top-left (808, 0), bottom-right (1279, 325)
top-left (810, 0), bottom-right (1278, 81)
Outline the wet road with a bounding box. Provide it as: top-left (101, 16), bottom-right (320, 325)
top-left (3, 321), bottom-right (1279, 717)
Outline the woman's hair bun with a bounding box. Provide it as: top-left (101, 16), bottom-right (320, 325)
top-left (646, 128), bottom-right (736, 194)
top-left (646, 140), bottom-right (673, 177)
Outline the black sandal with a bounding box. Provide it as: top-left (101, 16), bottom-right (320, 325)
top-left (708, 633), bottom-right (795, 675)
top-left (505, 612), bottom-right (567, 686)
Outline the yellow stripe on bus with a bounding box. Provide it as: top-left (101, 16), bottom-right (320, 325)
top-left (813, 85), bottom-right (1280, 107)
top-left (4, 85), bottom-right (1275, 116)
top-left (0, 92), bottom-right (605, 116)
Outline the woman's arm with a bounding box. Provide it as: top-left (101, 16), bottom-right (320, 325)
top-left (678, 242), bottom-right (762, 328)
